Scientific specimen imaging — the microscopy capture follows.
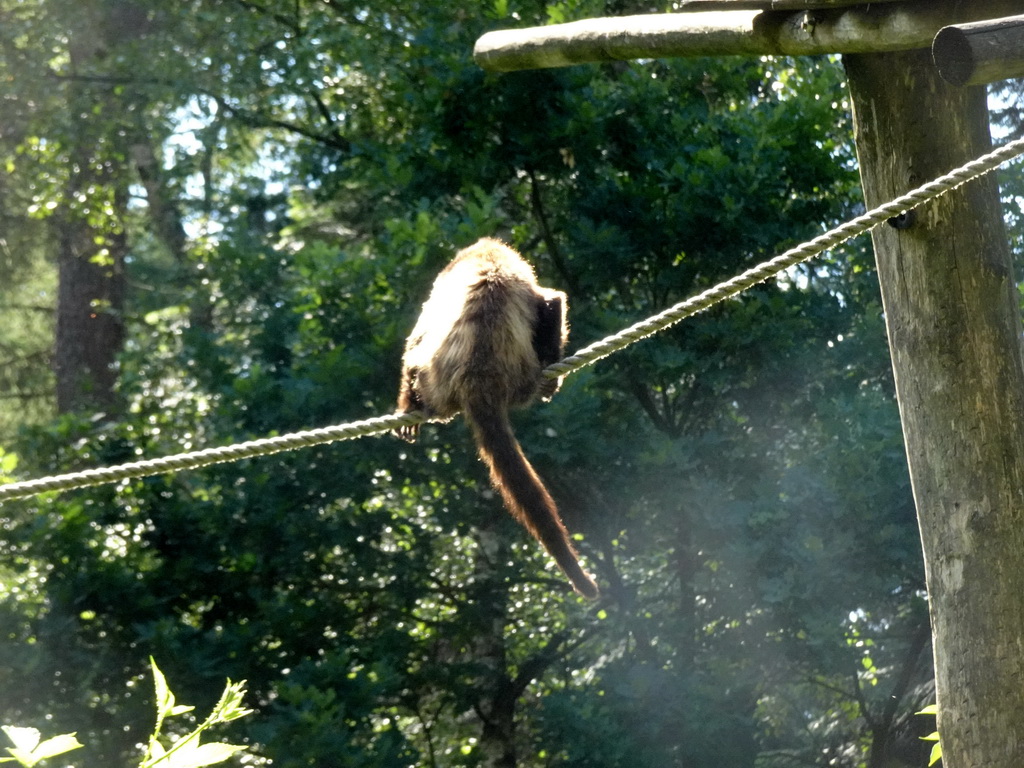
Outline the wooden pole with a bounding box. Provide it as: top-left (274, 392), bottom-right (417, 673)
top-left (845, 48), bottom-right (1024, 768)
top-left (675, 0), bottom-right (903, 8)
top-left (474, 0), bottom-right (1024, 72)
top-left (933, 14), bottom-right (1024, 86)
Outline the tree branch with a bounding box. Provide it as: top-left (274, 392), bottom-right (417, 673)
top-left (626, 375), bottom-right (679, 437)
top-left (45, 73), bottom-right (352, 153)
top-left (526, 169), bottom-right (576, 293)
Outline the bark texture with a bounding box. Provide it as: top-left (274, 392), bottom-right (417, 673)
top-left (55, 11), bottom-right (128, 415)
top-left (53, 208), bottom-right (126, 414)
top-left (845, 48), bottom-right (1024, 767)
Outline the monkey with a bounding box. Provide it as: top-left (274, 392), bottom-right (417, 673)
top-left (395, 238), bottom-right (599, 599)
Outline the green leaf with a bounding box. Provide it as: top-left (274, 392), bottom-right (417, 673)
top-left (208, 681), bottom-right (253, 724)
top-left (23, 735), bottom-right (83, 763)
top-left (1, 728), bottom-right (40, 756)
top-left (150, 659), bottom-right (195, 719)
top-left (148, 741), bottom-right (167, 762)
top-left (151, 657), bottom-right (175, 717)
top-left (0, 449), bottom-right (18, 475)
top-left (1, 727), bottom-right (83, 768)
top-left (165, 742), bottom-right (246, 768)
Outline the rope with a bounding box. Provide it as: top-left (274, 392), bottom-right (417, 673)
top-left (3, 134), bottom-right (1024, 504)
top-left (0, 411), bottom-right (423, 501)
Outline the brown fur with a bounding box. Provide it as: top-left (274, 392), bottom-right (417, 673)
top-left (396, 238), bottom-right (598, 598)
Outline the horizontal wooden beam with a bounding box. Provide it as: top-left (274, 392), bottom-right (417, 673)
top-left (933, 14), bottom-right (1024, 86)
top-left (476, 12), bottom-right (763, 70)
top-left (675, 0), bottom-right (904, 9)
top-left (474, 0), bottom-right (1024, 72)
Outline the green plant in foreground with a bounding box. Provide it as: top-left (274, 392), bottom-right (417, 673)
top-left (917, 703), bottom-right (942, 766)
top-left (1, 658), bottom-right (252, 768)
top-left (0, 727), bottom-right (83, 768)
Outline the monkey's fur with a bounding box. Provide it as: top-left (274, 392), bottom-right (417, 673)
top-left (396, 238), bottom-right (598, 598)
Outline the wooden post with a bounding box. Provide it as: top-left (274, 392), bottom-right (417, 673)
top-left (845, 48), bottom-right (1024, 768)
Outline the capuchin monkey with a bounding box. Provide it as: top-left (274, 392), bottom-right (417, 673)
top-left (396, 238), bottom-right (599, 599)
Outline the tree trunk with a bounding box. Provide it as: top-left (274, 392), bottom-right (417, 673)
top-left (470, 523), bottom-right (518, 768)
top-left (131, 138), bottom-right (187, 263)
top-left (845, 48), bottom-right (1024, 768)
top-left (53, 2), bottom-right (136, 414)
top-left (53, 207), bottom-right (125, 414)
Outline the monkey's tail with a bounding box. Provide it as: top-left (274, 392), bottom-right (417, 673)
top-left (464, 398), bottom-right (599, 599)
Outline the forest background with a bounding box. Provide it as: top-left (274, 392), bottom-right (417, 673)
top-left (2, 0), bottom-right (1023, 766)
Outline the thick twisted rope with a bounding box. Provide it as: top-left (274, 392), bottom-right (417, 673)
top-left (3, 134), bottom-right (1024, 503)
top-left (0, 411), bottom-right (424, 501)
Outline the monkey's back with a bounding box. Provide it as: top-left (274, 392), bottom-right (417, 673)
top-left (404, 239), bottom-right (545, 417)
top-left (396, 239), bottom-right (595, 596)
